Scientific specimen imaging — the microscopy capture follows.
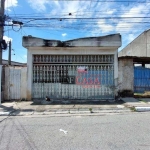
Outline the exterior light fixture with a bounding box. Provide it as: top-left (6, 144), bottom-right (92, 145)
top-left (12, 20), bottom-right (23, 26)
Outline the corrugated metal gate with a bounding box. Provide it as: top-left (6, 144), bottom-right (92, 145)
top-left (32, 55), bottom-right (115, 100)
top-left (5, 67), bottom-right (21, 100)
top-left (4, 66), bottom-right (27, 100)
top-left (134, 67), bottom-right (150, 93)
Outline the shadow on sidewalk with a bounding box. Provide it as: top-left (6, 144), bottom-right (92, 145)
top-left (31, 99), bottom-right (125, 105)
top-left (0, 101), bottom-right (34, 115)
top-left (0, 104), bottom-right (20, 117)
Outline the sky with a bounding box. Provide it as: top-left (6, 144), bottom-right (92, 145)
top-left (3, 0), bottom-right (150, 63)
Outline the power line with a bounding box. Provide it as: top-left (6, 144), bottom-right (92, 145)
top-left (4, 0), bottom-right (150, 34)
top-left (11, 17), bottom-right (150, 20)
top-left (11, 0), bottom-right (17, 19)
top-left (20, 0), bottom-right (149, 2)
top-left (8, 9), bottom-right (150, 16)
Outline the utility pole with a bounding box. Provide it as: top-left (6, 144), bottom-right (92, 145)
top-left (8, 40), bottom-right (11, 65)
top-left (0, 0), bottom-right (5, 103)
top-left (0, 0), bottom-right (5, 65)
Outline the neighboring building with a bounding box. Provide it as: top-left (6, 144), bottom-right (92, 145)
top-left (2, 59), bottom-right (26, 66)
top-left (2, 66), bottom-right (27, 101)
top-left (23, 34), bottom-right (121, 101)
top-left (1, 60), bottom-right (27, 101)
top-left (118, 29), bottom-right (150, 96)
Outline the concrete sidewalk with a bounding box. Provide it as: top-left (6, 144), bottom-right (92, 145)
top-left (0, 100), bottom-right (130, 116)
top-left (1, 97), bottom-right (150, 116)
top-left (121, 97), bottom-right (150, 106)
top-left (121, 97), bottom-right (150, 112)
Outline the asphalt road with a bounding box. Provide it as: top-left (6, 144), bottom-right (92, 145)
top-left (0, 113), bottom-right (150, 150)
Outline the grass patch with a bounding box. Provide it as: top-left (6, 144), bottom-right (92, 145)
top-left (130, 106), bottom-right (136, 112)
top-left (89, 108), bottom-right (93, 113)
top-left (134, 91), bottom-right (150, 98)
top-left (139, 99), bottom-right (148, 103)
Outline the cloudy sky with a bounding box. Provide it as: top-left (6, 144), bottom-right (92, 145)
top-left (3, 0), bottom-right (150, 63)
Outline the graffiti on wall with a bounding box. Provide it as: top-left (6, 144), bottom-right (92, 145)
top-left (76, 66), bottom-right (100, 88)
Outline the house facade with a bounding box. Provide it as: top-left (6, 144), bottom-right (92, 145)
top-left (23, 34), bottom-right (121, 101)
top-left (118, 29), bottom-right (150, 96)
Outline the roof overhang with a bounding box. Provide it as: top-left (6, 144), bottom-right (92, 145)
top-left (22, 34), bottom-right (121, 48)
top-left (119, 56), bottom-right (150, 64)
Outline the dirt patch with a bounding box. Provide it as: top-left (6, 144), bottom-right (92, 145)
top-left (134, 91), bottom-right (150, 98)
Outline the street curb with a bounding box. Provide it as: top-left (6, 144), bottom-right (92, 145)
top-left (135, 107), bottom-right (150, 112)
top-left (2, 111), bottom-right (149, 118)
top-left (0, 109), bottom-right (131, 116)
top-left (0, 112), bottom-right (11, 116)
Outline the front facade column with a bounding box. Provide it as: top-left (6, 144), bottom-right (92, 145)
top-left (27, 50), bottom-right (33, 100)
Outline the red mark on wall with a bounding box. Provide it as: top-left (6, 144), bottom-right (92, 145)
top-left (76, 67), bottom-right (100, 88)
top-left (76, 76), bottom-right (100, 88)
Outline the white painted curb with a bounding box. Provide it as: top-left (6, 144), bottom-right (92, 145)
top-left (0, 112), bottom-right (10, 115)
top-left (135, 107), bottom-right (150, 112)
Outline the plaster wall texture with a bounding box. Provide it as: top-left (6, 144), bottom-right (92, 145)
top-left (119, 29), bottom-right (150, 57)
top-left (118, 59), bottom-right (134, 94)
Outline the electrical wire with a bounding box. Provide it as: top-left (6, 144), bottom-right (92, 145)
top-left (4, 0), bottom-right (150, 34)
top-left (6, 0), bottom-right (150, 34)
top-left (12, 24), bottom-right (22, 32)
top-left (18, 0), bottom-right (150, 2)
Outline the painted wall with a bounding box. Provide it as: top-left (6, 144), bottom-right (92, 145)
top-left (23, 34), bottom-right (121, 48)
top-left (118, 58), bottom-right (134, 97)
top-left (119, 29), bottom-right (150, 57)
top-left (27, 47), bottom-right (118, 100)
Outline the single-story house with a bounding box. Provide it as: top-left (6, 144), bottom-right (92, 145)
top-left (22, 34), bottom-right (121, 101)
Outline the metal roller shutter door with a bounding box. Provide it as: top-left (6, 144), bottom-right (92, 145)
top-left (32, 55), bottom-right (114, 100)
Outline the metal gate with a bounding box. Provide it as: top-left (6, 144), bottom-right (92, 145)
top-left (32, 55), bottom-right (115, 100)
top-left (4, 67), bottom-right (21, 100)
top-left (134, 67), bottom-right (150, 93)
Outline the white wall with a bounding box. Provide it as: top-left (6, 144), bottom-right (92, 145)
top-left (119, 29), bottom-right (150, 57)
top-left (27, 47), bottom-right (118, 100)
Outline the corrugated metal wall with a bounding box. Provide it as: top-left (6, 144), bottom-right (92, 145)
top-left (1, 66), bottom-right (5, 102)
top-left (32, 55), bottom-right (115, 100)
top-left (134, 67), bottom-right (150, 93)
top-left (32, 64), bottom-right (114, 100)
top-left (4, 66), bottom-right (27, 100)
